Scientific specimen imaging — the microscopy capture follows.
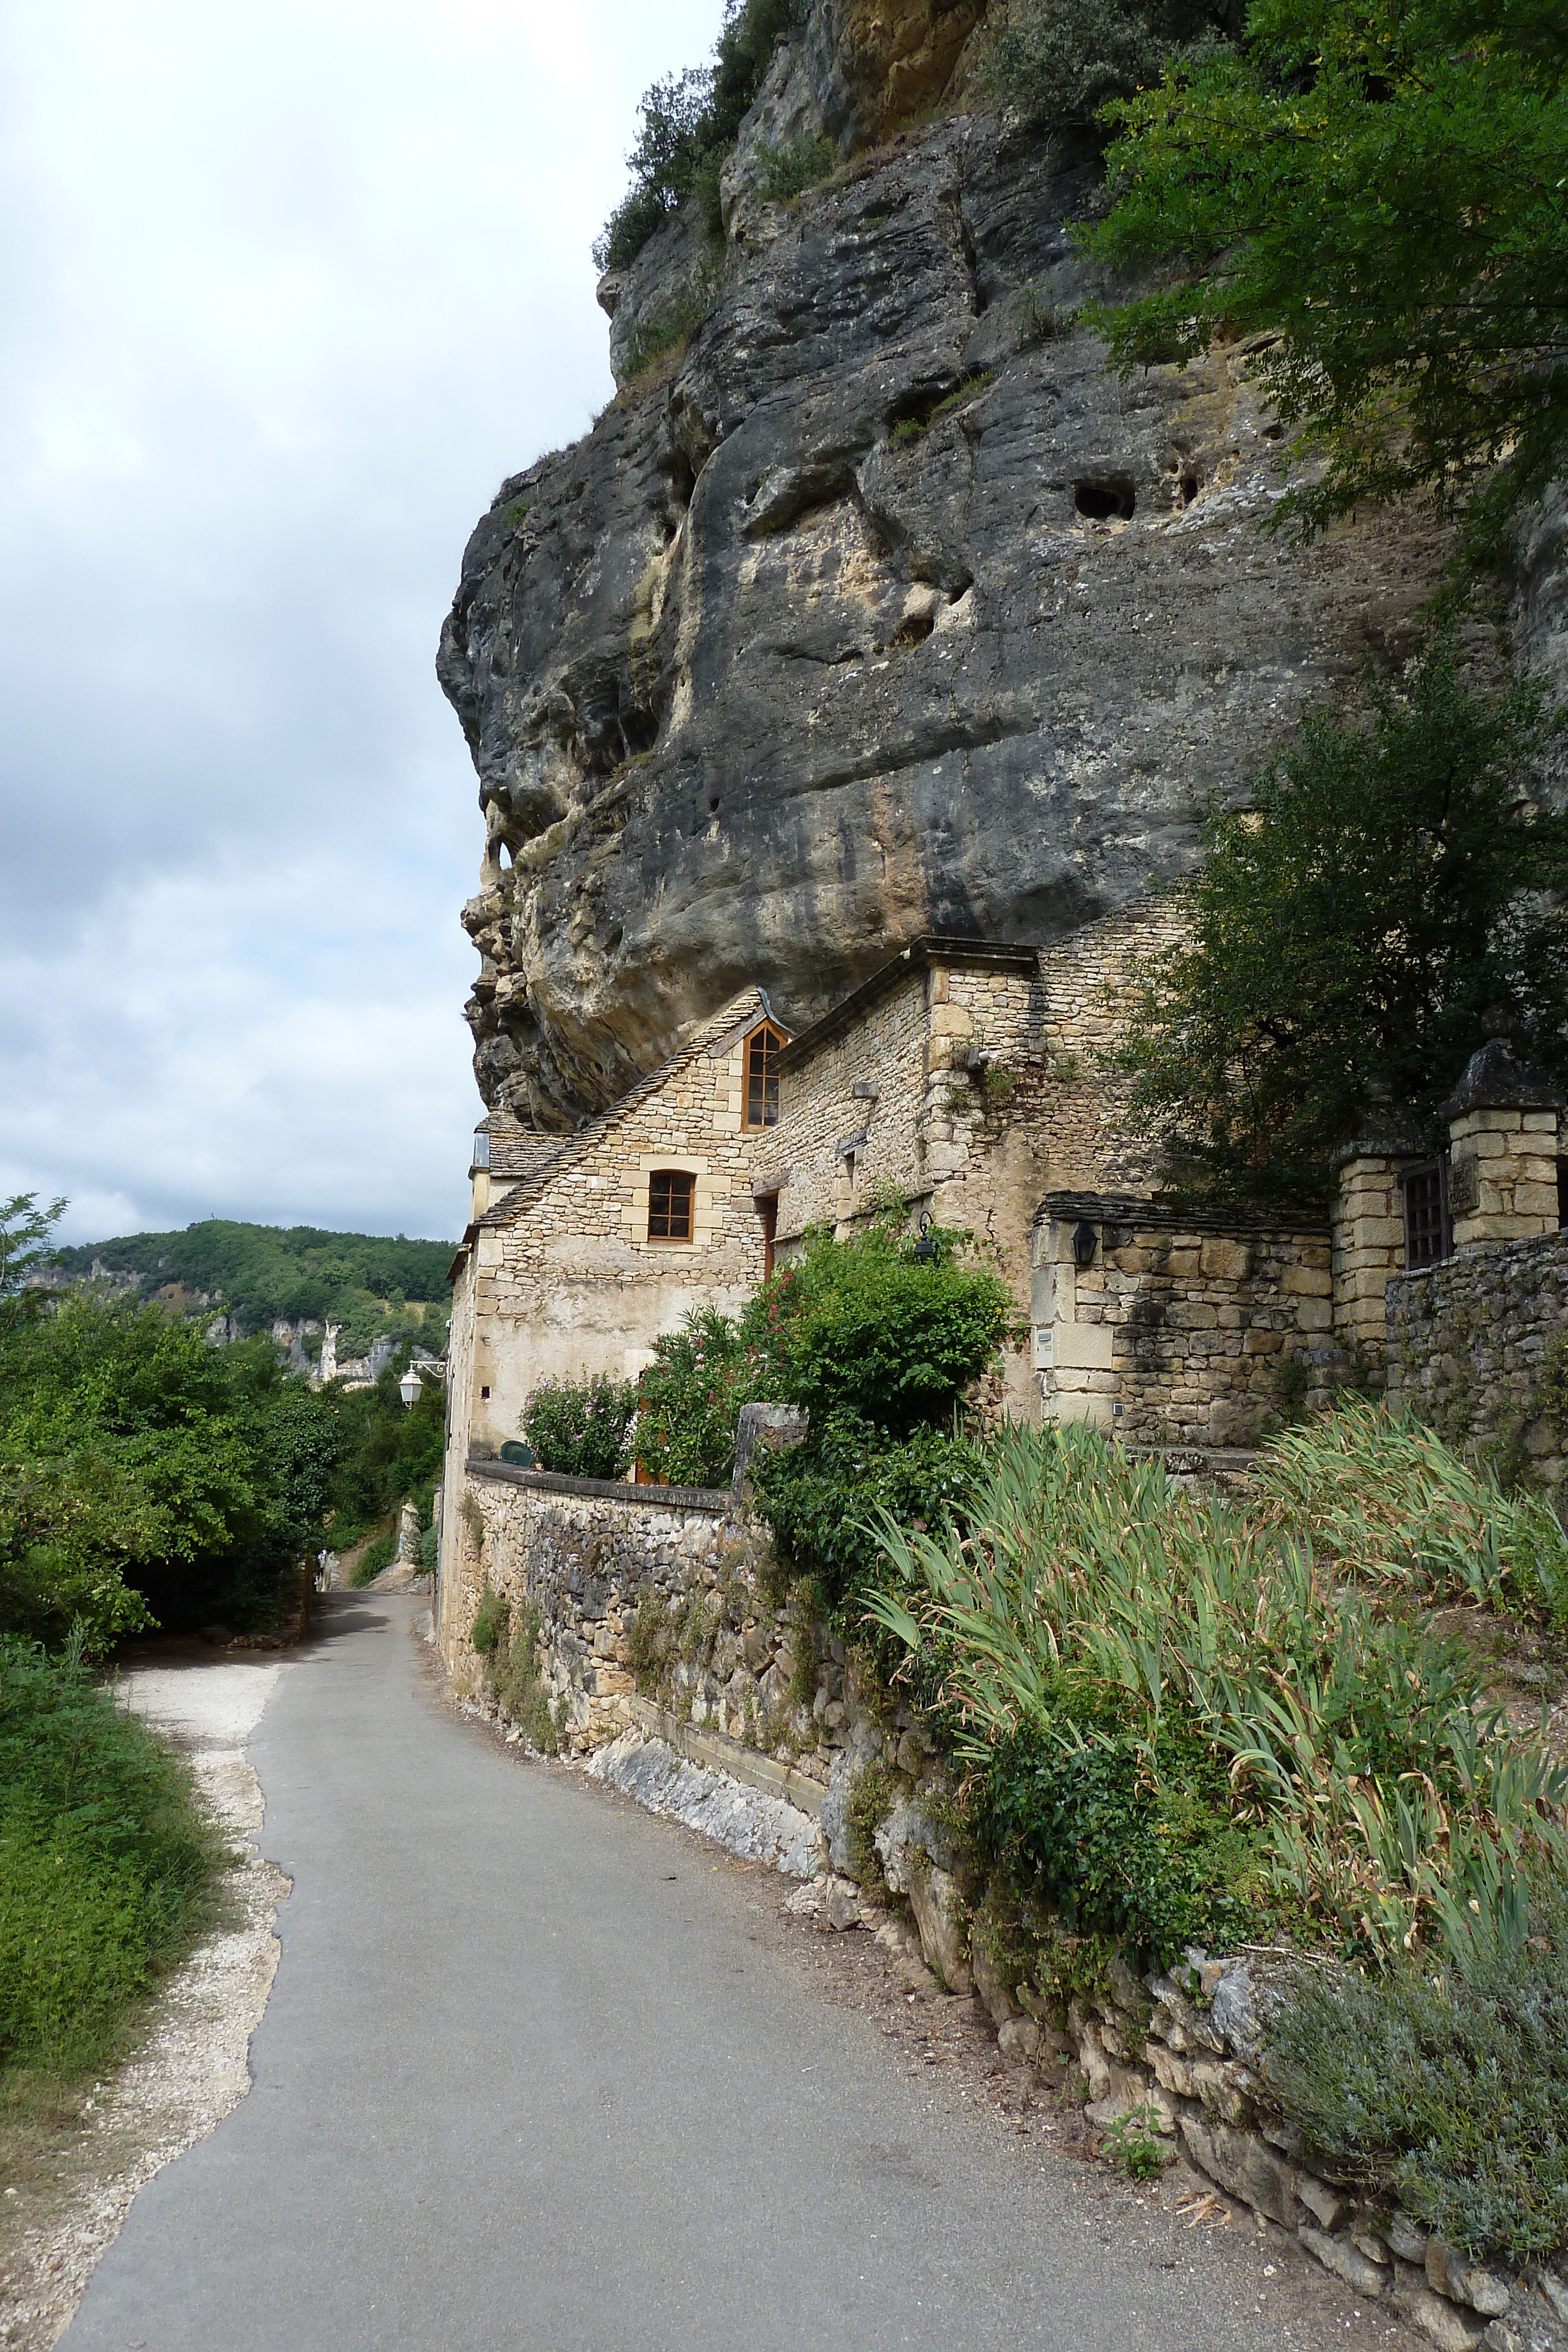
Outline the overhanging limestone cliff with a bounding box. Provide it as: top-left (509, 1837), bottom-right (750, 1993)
top-left (438, 58), bottom-right (1456, 1130)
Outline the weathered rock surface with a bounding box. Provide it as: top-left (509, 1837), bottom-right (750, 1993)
top-left (440, 18), bottom-right (1467, 1126)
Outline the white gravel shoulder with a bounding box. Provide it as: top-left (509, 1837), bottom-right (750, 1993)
top-left (6, 1656), bottom-right (289, 2352)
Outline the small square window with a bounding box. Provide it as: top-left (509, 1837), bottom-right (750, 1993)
top-left (648, 1169), bottom-right (695, 1242)
top-left (480, 1384), bottom-right (491, 1399)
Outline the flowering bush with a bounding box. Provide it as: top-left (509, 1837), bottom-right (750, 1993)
top-left (633, 1309), bottom-right (773, 1488)
top-left (521, 1373), bottom-right (636, 1481)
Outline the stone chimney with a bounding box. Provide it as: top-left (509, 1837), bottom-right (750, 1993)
top-left (1441, 1030), bottom-right (1564, 1248)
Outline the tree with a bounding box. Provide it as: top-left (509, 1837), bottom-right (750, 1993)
top-left (0, 1193), bottom-right (65, 1300)
top-left (1079, 0), bottom-right (1568, 550)
top-left (1114, 646), bottom-right (1568, 1203)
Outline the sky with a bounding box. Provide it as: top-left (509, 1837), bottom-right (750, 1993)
top-left (0, 0), bottom-right (721, 1248)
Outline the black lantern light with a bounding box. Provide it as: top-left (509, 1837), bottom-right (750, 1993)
top-left (1071, 1219), bottom-right (1099, 1269)
top-left (911, 1211), bottom-right (938, 1264)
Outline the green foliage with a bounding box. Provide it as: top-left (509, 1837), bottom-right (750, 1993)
top-left (1249, 1398), bottom-right (1568, 1625)
top-left (0, 1193), bottom-right (67, 1300)
top-left (0, 1638), bottom-right (225, 2083)
top-left (1271, 1869), bottom-right (1568, 2263)
top-left (351, 1531), bottom-right (397, 1588)
top-left (755, 132), bottom-right (836, 202)
top-left (1080, 0), bottom-right (1568, 550)
top-left (0, 1278), bottom-right (444, 1646)
top-left (635, 1308), bottom-right (769, 1487)
top-left (486, 1597), bottom-right (559, 1753)
top-left (593, 0), bottom-right (806, 272)
top-left (417, 1524), bottom-right (439, 1573)
top-left (846, 1760), bottom-right (895, 1894)
top-left (751, 1411), bottom-right (984, 1616)
top-left (980, 0), bottom-right (1241, 126)
top-left (1114, 646), bottom-right (1568, 1203)
top-left (982, 1717), bottom-right (1269, 1961)
top-left (867, 1413), bottom-right (1568, 1962)
top-left (1101, 2103), bottom-right (1171, 2180)
top-left (46, 1217), bottom-right (453, 1364)
top-left (521, 1372), bottom-right (636, 1481)
top-left (760, 1222), bottom-right (1019, 1438)
top-left (471, 1586), bottom-right (509, 1656)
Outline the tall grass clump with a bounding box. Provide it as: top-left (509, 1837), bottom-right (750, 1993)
top-left (0, 1636), bottom-right (226, 2084)
top-left (866, 1409), bottom-right (1568, 1965)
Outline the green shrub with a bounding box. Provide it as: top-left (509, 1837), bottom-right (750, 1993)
top-left (634, 1308), bottom-right (772, 1488)
top-left (981, 1717), bottom-right (1267, 1963)
top-left (471, 1586), bottom-right (508, 1656)
top-left (416, 1524), bottom-right (439, 1572)
top-left (351, 1529), bottom-right (396, 1587)
top-left (868, 1415), bottom-right (1568, 1962)
top-left (593, 0), bottom-right (805, 272)
top-left (0, 1639), bottom-right (225, 2082)
top-left (751, 1411), bottom-right (982, 1618)
top-left (1271, 1870), bottom-right (1568, 2264)
top-left (756, 133), bottom-right (835, 203)
top-left (979, 0), bottom-right (1239, 127)
top-left (486, 1598), bottom-right (558, 1753)
top-left (759, 1221), bottom-right (1019, 1439)
top-left (470, 1585), bottom-right (557, 1750)
top-left (521, 1372), bottom-right (636, 1481)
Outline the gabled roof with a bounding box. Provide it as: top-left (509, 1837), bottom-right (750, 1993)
top-left (477, 1110), bottom-right (576, 1181)
top-left (472, 986), bottom-right (777, 1238)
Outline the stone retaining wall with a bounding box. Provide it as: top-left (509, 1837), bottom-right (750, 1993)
top-left (1386, 1231), bottom-right (1568, 1492)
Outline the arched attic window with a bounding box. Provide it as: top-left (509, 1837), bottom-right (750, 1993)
top-left (744, 1021), bottom-right (785, 1130)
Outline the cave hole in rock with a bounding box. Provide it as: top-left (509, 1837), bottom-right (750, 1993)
top-left (1074, 476), bottom-right (1136, 522)
top-left (1262, 422), bottom-right (1285, 440)
top-left (1179, 472), bottom-right (1199, 505)
top-left (889, 613), bottom-right (935, 649)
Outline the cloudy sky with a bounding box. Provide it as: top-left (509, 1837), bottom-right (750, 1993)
top-left (0, 0), bottom-right (720, 1248)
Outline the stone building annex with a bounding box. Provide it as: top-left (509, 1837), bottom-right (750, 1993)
top-left (442, 888), bottom-right (1568, 1512)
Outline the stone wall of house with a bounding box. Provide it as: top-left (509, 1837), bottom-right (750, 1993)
top-left (769, 900), bottom-right (1186, 1422)
top-left (1385, 1231), bottom-right (1568, 1491)
top-left (459, 991), bottom-right (779, 1458)
top-left (1032, 1195), bottom-right (1336, 1445)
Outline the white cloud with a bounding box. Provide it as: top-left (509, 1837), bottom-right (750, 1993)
top-left (0, 0), bottom-right (723, 1245)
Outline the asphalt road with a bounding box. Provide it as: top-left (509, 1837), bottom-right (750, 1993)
top-left (64, 1594), bottom-right (1381, 2352)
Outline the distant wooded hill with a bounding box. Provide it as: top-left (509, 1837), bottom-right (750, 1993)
top-left (47, 1220), bottom-right (457, 1361)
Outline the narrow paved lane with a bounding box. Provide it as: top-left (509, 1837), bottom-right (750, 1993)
top-left (66, 1596), bottom-right (1349, 2351)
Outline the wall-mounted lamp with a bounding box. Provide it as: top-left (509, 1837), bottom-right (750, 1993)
top-left (398, 1364), bottom-right (423, 1409)
top-left (1071, 1220), bottom-right (1099, 1269)
top-left (911, 1211), bottom-right (938, 1264)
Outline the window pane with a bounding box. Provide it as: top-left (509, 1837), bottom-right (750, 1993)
top-left (745, 1024), bottom-right (781, 1129)
top-left (648, 1170), bottom-right (694, 1241)
top-left (1402, 1159), bottom-right (1452, 1268)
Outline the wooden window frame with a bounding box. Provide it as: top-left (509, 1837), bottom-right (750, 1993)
top-left (744, 1022), bottom-right (784, 1131)
top-left (647, 1168), bottom-right (696, 1244)
top-left (1400, 1155), bottom-right (1453, 1269)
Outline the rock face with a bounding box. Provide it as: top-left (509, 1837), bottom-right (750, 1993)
top-left (439, 14), bottom-right (1456, 1127)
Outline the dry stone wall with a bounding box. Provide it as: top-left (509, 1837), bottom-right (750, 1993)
top-left (1386, 1231), bottom-right (1568, 1492)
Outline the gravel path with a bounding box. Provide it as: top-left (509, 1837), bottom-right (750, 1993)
top-left (54, 1593), bottom-right (1414, 2352)
top-left (2, 1652), bottom-right (288, 2351)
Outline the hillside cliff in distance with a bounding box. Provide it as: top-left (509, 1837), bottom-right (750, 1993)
top-left (437, 0), bottom-right (1557, 1132)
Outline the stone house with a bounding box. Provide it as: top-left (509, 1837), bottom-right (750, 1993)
top-left (441, 905), bottom-right (1568, 1562)
top-left (444, 987), bottom-right (790, 1481)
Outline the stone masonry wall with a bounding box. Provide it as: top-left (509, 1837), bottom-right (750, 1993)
top-left (462, 990), bottom-right (780, 1456)
top-left (1386, 1230), bottom-right (1568, 1493)
top-left (1032, 1197), bottom-right (1335, 1446)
